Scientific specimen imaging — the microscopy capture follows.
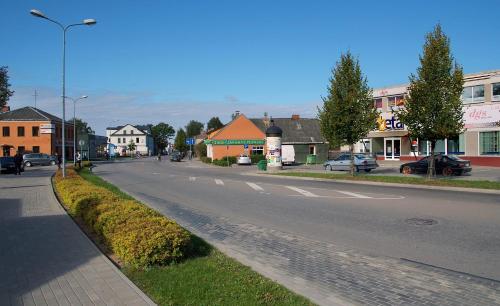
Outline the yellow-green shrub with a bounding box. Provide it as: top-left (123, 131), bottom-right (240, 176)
top-left (54, 168), bottom-right (191, 267)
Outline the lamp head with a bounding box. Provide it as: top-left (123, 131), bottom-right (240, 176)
top-left (81, 95), bottom-right (88, 99)
top-left (30, 9), bottom-right (46, 19)
top-left (83, 19), bottom-right (97, 26)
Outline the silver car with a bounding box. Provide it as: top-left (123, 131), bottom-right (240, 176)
top-left (323, 153), bottom-right (379, 172)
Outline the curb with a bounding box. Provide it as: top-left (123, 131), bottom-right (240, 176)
top-left (242, 172), bottom-right (500, 195)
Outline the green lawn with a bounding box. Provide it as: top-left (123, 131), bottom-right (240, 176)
top-left (77, 167), bottom-right (313, 306)
top-left (270, 172), bottom-right (500, 190)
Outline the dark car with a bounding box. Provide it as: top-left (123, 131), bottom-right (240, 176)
top-left (400, 154), bottom-right (471, 176)
top-left (0, 157), bottom-right (24, 173)
top-left (23, 153), bottom-right (57, 167)
top-left (170, 152), bottom-right (182, 162)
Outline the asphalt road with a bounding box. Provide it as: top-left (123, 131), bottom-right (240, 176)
top-left (95, 158), bottom-right (500, 281)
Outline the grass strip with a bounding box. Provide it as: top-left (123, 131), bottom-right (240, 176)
top-left (77, 168), bottom-right (313, 306)
top-left (270, 172), bottom-right (500, 190)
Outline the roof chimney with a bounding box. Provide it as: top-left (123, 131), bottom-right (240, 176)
top-left (1, 105), bottom-right (10, 113)
top-left (291, 114), bottom-right (300, 120)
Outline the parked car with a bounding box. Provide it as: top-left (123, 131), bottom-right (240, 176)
top-left (323, 153), bottom-right (379, 172)
top-left (23, 153), bottom-right (57, 167)
top-left (170, 152), bottom-right (182, 162)
top-left (237, 154), bottom-right (252, 165)
top-left (400, 154), bottom-right (471, 176)
top-left (1, 156), bottom-right (21, 173)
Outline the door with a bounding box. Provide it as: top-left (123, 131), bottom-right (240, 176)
top-left (385, 138), bottom-right (401, 160)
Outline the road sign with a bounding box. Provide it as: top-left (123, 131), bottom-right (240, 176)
top-left (244, 144), bottom-right (249, 149)
top-left (79, 140), bottom-right (85, 146)
top-left (185, 138), bottom-right (195, 145)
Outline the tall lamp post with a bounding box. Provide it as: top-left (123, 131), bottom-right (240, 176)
top-left (66, 95), bottom-right (88, 165)
top-left (30, 9), bottom-right (96, 178)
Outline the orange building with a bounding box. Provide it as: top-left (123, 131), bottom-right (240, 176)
top-left (206, 114), bottom-right (266, 160)
top-left (0, 106), bottom-right (74, 158)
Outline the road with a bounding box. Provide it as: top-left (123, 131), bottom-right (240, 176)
top-left (94, 158), bottom-right (500, 305)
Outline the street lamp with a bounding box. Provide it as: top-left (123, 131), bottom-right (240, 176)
top-left (65, 95), bottom-right (88, 165)
top-left (30, 9), bottom-right (96, 178)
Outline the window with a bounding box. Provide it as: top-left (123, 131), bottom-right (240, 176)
top-left (18, 126), bottom-right (25, 137)
top-left (493, 83), bottom-right (500, 101)
top-left (447, 134), bottom-right (465, 155)
top-left (136, 137), bottom-right (139, 143)
top-left (123, 138), bottom-right (126, 143)
top-left (309, 145), bottom-right (316, 155)
top-left (462, 85), bottom-right (485, 103)
top-left (18, 146), bottom-right (25, 153)
top-left (387, 95), bottom-right (404, 108)
top-left (374, 98), bottom-right (382, 109)
top-left (32, 146), bottom-right (40, 153)
top-left (123, 130), bottom-right (127, 135)
top-left (251, 146), bottom-right (264, 155)
top-left (118, 138), bottom-right (121, 143)
top-left (32, 126), bottom-right (39, 136)
top-left (2, 126), bottom-right (10, 137)
top-left (131, 130), bottom-right (134, 135)
top-left (480, 131), bottom-right (500, 155)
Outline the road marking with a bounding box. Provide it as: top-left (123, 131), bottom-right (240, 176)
top-left (215, 179), bottom-right (224, 186)
top-left (189, 176), bottom-right (196, 181)
top-left (246, 182), bottom-right (264, 192)
top-left (335, 190), bottom-right (372, 199)
top-left (152, 172), bottom-right (160, 175)
top-left (285, 186), bottom-right (319, 197)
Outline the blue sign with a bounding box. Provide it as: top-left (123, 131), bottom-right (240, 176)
top-left (185, 138), bottom-right (195, 145)
top-left (244, 144), bottom-right (249, 149)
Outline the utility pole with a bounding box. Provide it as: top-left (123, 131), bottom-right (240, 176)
top-left (32, 90), bottom-right (38, 108)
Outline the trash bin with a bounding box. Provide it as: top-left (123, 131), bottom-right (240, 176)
top-left (306, 154), bottom-right (317, 165)
top-left (257, 159), bottom-right (267, 171)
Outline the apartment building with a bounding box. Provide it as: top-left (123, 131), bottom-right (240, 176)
top-left (106, 124), bottom-right (154, 156)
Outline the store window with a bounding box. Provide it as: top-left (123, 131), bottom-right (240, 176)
top-left (462, 85), bottom-right (485, 104)
top-left (447, 134), bottom-right (465, 155)
top-left (374, 98), bottom-right (382, 109)
top-left (493, 83), bottom-right (500, 101)
top-left (480, 131), bottom-right (500, 155)
top-left (32, 146), bottom-right (40, 153)
top-left (2, 126), bottom-right (10, 137)
top-left (251, 146), bottom-right (264, 155)
top-left (32, 126), bottom-right (39, 136)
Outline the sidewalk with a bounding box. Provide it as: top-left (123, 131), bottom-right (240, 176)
top-left (0, 168), bottom-right (155, 306)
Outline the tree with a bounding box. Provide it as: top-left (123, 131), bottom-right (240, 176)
top-left (174, 128), bottom-right (188, 153)
top-left (127, 139), bottom-right (136, 157)
top-left (318, 51), bottom-right (378, 176)
top-left (70, 118), bottom-right (94, 134)
top-left (151, 122), bottom-right (175, 152)
top-left (394, 25), bottom-right (464, 179)
top-left (207, 117), bottom-right (224, 131)
top-left (0, 66), bottom-right (14, 108)
top-left (185, 120), bottom-right (204, 138)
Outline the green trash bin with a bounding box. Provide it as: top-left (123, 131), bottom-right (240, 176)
top-left (257, 159), bottom-right (267, 171)
top-left (306, 154), bottom-right (317, 164)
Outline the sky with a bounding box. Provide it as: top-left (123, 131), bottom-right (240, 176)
top-left (1, 0), bottom-right (499, 135)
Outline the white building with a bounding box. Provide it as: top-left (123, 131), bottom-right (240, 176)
top-left (106, 124), bottom-right (154, 156)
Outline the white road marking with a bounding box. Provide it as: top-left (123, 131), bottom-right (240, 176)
top-left (246, 182), bottom-right (264, 192)
top-left (335, 190), bottom-right (372, 199)
top-left (189, 176), bottom-right (196, 181)
top-left (152, 172), bottom-right (160, 175)
top-left (286, 186), bottom-right (319, 197)
top-left (215, 179), bottom-right (224, 186)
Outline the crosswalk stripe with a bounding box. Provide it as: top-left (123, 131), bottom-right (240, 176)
top-left (189, 176), bottom-right (196, 181)
top-left (215, 179), bottom-right (224, 185)
top-left (285, 186), bottom-right (319, 197)
top-left (335, 190), bottom-right (371, 199)
top-left (246, 182), bottom-right (264, 192)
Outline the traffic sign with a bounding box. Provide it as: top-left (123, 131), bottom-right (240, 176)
top-left (244, 144), bottom-right (249, 149)
top-left (185, 138), bottom-right (195, 145)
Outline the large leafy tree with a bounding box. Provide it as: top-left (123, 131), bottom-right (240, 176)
top-left (394, 25), bottom-right (464, 179)
top-left (69, 117), bottom-right (94, 134)
top-left (318, 51), bottom-right (378, 175)
top-left (207, 116), bottom-right (224, 131)
top-left (174, 128), bottom-right (188, 153)
top-left (185, 120), bottom-right (204, 138)
top-left (151, 122), bottom-right (175, 152)
top-left (0, 66), bottom-right (14, 108)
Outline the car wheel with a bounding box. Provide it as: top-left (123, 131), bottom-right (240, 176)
top-left (50, 160), bottom-right (56, 166)
top-left (25, 161), bottom-right (32, 167)
top-left (327, 165), bottom-right (333, 171)
top-left (442, 166), bottom-right (453, 177)
top-left (364, 169), bottom-right (371, 173)
top-left (402, 165), bottom-right (412, 175)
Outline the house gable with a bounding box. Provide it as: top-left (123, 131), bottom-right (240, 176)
top-left (110, 124), bottom-right (146, 136)
top-left (211, 114), bottom-right (265, 140)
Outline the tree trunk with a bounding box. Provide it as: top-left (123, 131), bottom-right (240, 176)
top-left (349, 144), bottom-right (355, 176)
top-left (427, 140), bottom-right (436, 179)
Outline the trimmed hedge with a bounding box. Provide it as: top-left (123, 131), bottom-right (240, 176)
top-left (250, 154), bottom-right (266, 164)
top-left (200, 156), bottom-right (212, 164)
top-left (212, 156), bottom-right (237, 167)
top-left (54, 169), bottom-right (191, 268)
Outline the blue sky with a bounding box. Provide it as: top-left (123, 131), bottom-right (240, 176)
top-left (1, 0), bottom-right (499, 134)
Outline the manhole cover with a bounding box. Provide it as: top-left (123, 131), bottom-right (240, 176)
top-left (405, 218), bottom-right (438, 226)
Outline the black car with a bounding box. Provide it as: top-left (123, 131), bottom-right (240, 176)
top-left (170, 152), bottom-right (182, 162)
top-left (0, 157), bottom-right (24, 173)
top-left (400, 154), bottom-right (471, 176)
top-left (23, 153), bottom-right (57, 167)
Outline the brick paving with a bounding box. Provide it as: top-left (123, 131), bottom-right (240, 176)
top-left (135, 191), bottom-right (500, 306)
top-left (0, 169), bottom-right (155, 306)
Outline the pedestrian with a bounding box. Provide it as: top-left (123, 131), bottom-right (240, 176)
top-left (13, 150), bottom-right (23, 175)
top-left (76, 152), bottom-right (82, 169)
top-left (56, 152), bottom-right (62, 169)
top-left (157, 152), bottom-right (162, 161)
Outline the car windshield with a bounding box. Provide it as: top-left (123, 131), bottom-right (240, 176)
top-left (447, 155), bottom-right (464, 161)
top-left (354, 154), bottom-right (370, 159)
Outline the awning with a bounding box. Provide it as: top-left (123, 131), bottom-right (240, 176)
top-left (367, 130), bottom-right (408, 138)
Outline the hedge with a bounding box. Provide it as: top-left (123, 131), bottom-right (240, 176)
top-left (250, 154), bottom-right (266, 164)
top-left (212, 156), bottom-right (237, 167)
top-left (200, 156), bottom-right (212, 164)
top-left (53, 169), bottom-right (191, 268)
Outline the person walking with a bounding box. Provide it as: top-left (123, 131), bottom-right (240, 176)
top-left (13, 151), bottom-right (23, 175)
top-left (76, 152), bottom-right (82, 169)
top-left (56, 152), bottom-right (62, 169)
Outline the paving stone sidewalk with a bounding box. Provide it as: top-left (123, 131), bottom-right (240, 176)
top-left (0, 169), bottom-right (155, 306)
top-left (134, 191), bottom-right (500, 306)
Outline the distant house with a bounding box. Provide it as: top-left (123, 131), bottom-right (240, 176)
top-left (106, 124), bottom-right (154, 156)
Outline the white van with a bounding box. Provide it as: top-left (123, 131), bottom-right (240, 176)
top-left (282, 145), bottom-right (295, 165)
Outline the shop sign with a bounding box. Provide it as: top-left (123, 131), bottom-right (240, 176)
top-left (40, 123), bottom-right (55, 134)
top-left (376, 115), bottom-right (404, 131)
top-left (204, 139), bottom-right (265, 145)
top-left (464, 104), bottom-right (500, 129)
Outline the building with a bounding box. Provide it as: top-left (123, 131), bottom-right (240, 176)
top-left (0, 106), bottom-right (74, 158)
top-left (76, 131), bottom-right (108, 160)
top-left (205, 113), bottom-right (328, 163)
top-left (360, 70), bottom-right (500, 166)
top-left (106, 124), bottom-right (154, 156)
